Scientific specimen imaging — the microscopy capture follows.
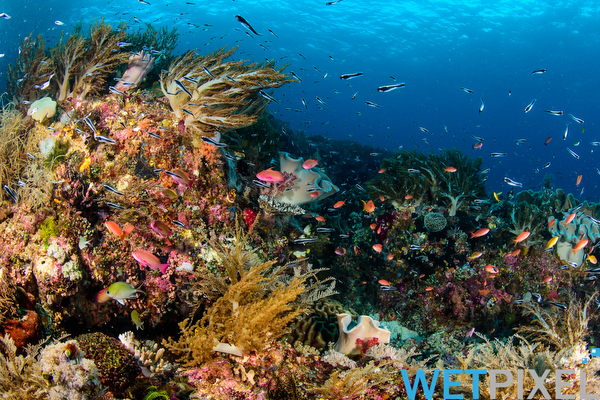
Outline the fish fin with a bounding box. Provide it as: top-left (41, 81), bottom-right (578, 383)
top-left (159, 264), bottom-right (169, 274)
top-left (117, 299), bottom-right (125, 306)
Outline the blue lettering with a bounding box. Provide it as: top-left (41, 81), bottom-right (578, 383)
top-left (402, 369), bottom-right (439, 399)
top-left (444, 369), bottom-right (463, 399)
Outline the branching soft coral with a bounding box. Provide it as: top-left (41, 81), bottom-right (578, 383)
top-left (0, 101), bottom-right (27, 204)
top-left (52, 18), bottom-right (129, 101)
top-left (0, 335), bottom-right (47, 399)
top-left (516, 294), bottom-right (595, 350)
top-left (160, 46), bottom-right (294, 147)
top-left (6, 34), bottom-right (55, 106)
top-left (430, 148), bottom-right (485, 216)
top-left (165, 258), bottom-right (308, 366)
top-left (167, 226), bottom-right (335, 366)
top-left (368, 148), bottom-right (485, 214)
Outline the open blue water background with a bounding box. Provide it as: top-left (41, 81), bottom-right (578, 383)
top-left (0, 0), bottom-right (598, 201)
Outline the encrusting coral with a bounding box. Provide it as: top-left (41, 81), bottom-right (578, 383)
top-left (160, 46), bottom-right (295, 147)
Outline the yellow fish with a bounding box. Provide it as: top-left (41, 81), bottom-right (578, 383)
top-left (545, 236), bottom-right (559, 250)
top-left (131, 310), bottom-right (144, 330)
top-left (587, 255), bottom-right (597, 265)
top-left (493, 192), bottom-right (500, 202)
top-left (469, 251), bottom-right (483, 260)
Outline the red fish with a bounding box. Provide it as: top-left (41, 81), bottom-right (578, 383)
top-left (150, 220), bottom-right (171, 238)
top-left (513, 231), bottom-right (530, 245)
top-left (132, 250), bottom-right (169, 274)
top-left (256, 168), bottom-right (284, 183)
top-left (473, 142), bottom-right (483, 149)
top-left (302, 159), bottom-right (318, 169)
top-left (470, 228), bottom-right (490, 238)
top-left (333, 200), bottom-right (346, 208)
top-left (372, 244), bottom-right (383, 253)
top-left (564, 213), bottom-right (576, 225)
top-left (444, 166), bottom-right (457, 173)
top-left (572, 239), bottom-right (588, 253)
top-left (362, 200), bottom-right (375, 213)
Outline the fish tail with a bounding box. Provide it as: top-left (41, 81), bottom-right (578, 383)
top-left (159, 264), bottom-right (170, 274)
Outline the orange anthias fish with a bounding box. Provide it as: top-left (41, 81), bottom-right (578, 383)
top-left (256, 168), bottom-right (284, 183)
top-left (105, 221), bottom-right (123, 239)
top-left (444, 166), bottom-right (457, 173)
top-left (513, 231), bottom-right (530, 245)
top-left (386, 253), bottom-right (394, 261)
top-left (310, 192), bottom-right (320, 198)
top-left (362, 199), bottom-right (375, 213)
top-left (302, 159), bottom-right (319, 169)
top-left (576, 175), bottom-right (583, 187)
top-left (572, 239), bottom-right (589, 253)
top-left (542, 275), bottom-right (553, 283)
top-left (405, 194), bottom-right (413, 200)
top-left (378, 168), bottom-right (387, 173)
top-left (484, 265), bottom-right (499, 274)
top-left (378, 279), bottom-right (391, 286)
top-left (333, 200), bottom-right (346, 208)
top-left (548, 218), bottom-right (556, 229)
top-left (545, 136), bottom-right (552, 145)
top-left (372, 244), bottom-right (383, 253)
top-left (315, 216), bottom-right (326, 222)
top-left (470, 228), bottom-right (490, 238)
top-left (564, 213), bottom-right (576, 225)
top-left (105, 221), bottom-right (133, 241)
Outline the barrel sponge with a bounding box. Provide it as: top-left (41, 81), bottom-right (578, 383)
top-left (273, 152), bottom-right (339, 206)
top-left (333, 313), bottom-right (391, 356)
top-left (28, 97), bottom-right (57, 122)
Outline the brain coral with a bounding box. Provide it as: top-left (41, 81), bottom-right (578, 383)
top-left (424, 212), bottom-right (447, 232)
top-left (286, 298), bottom-right (357, 350)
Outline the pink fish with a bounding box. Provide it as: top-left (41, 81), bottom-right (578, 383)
top-left (256, 168), bottom-right (284, 183)
top-left (166, 168), bottom-right (191, 186)
top-left (132, 250), bottom-right (169, 274)
top-left (114, 51), bottom-right (155, 92)
top-left (473, 142), bottom-right (483, 150)
top-left (465, 327), bottom-right (475, 338)
top-left (302, 159), bottom-right (318, 169)
top-left (150, 220), bottom-right (171, 238)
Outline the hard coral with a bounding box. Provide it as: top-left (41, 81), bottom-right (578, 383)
top-left (76, 332), bottom-right (140, 394)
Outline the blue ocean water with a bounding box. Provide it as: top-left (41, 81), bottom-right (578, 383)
top-left (1, 0), bottom-right (598, 200)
